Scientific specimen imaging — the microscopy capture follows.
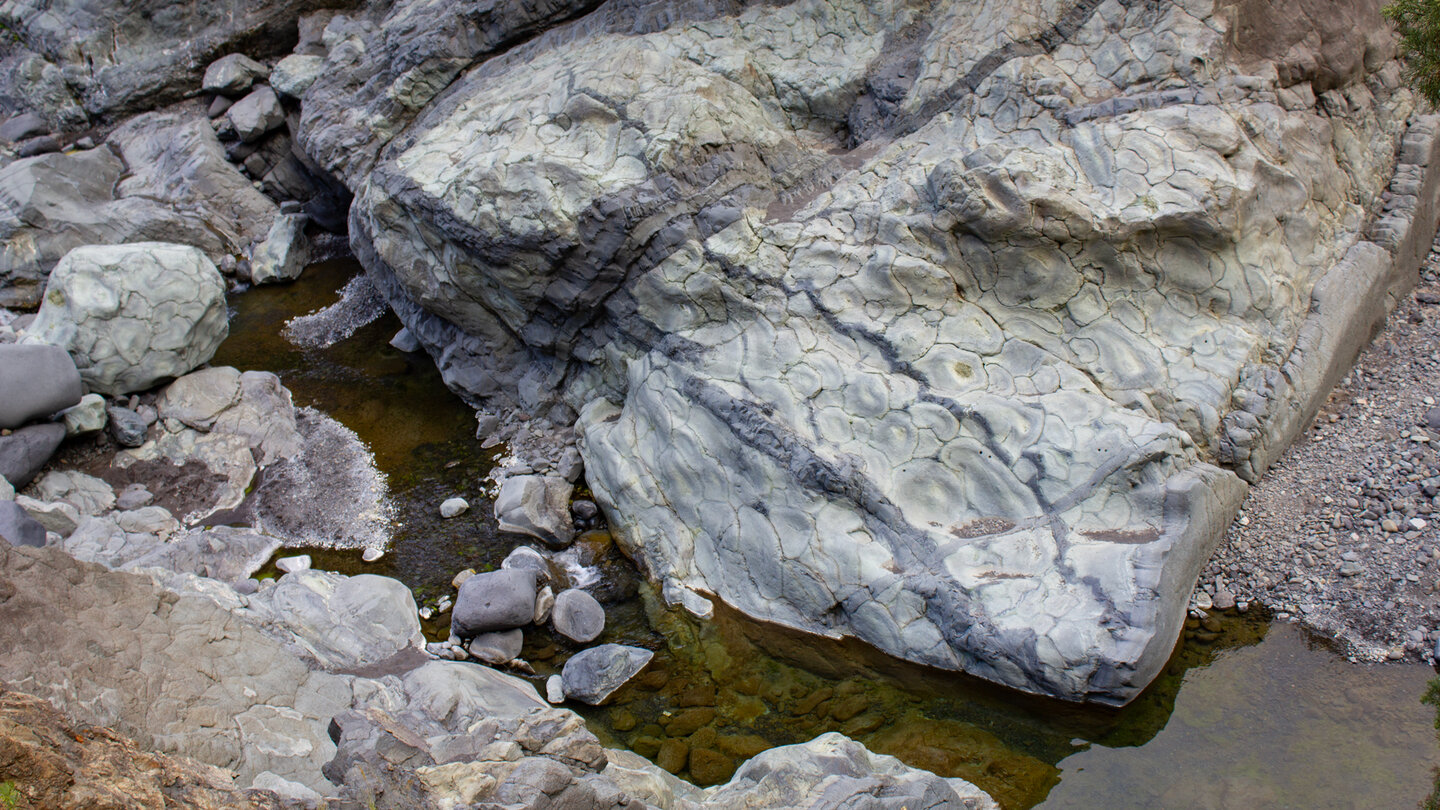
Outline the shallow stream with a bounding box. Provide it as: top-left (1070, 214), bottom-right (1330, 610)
top-left (218, 261), bottom-right (1440, 809)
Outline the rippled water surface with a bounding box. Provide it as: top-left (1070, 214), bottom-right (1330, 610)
top-left (219, 261), bottom-right (1440, 809)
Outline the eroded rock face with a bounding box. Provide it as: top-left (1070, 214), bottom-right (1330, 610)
top-left (0, 111), bottom-right (277, 308)
top-left (324, 0), bottom-right (1438, 702)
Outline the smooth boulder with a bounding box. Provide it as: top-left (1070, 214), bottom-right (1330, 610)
top-left (0, 501), bottom-right (46, 547)
top-left (451, 569), bottom-right (538, 638)
top-left (60, 394), bottom-right (107, 436)
top-left (270, 55), bottom-right (324, 99)
top-left (551, 589), bottom-right (605, 643)
top-left (494, 475), bottom-right (574, 548)
top-left (0, 344), bottom-right (82, 429)
top-left (466, 628), bottom-right (524, 665)
top-left (0, 423), bottom-right (65, 489)
top-left (560, 644), bottom-right (653, 706)
top-left (22, 243), bottom-right (229, 396)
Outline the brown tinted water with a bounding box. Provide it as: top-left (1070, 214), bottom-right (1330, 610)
top-left (219, 261), bottom-right (1440, 809)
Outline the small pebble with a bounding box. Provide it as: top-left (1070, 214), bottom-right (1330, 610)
top-left (276, 555), bottom-right (311, 574)
top-left (362, 547), bottom-right (384, 562)
top-left (440, 497), bottom-right (469, 518)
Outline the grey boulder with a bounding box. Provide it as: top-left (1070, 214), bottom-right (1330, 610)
top-left (0, 423), bottom-right (65, 488)
top-left (0, 501), bottom-right (46, 547)
top-left (270, 55), bottom-right (324, 99)
top-left (203, 54), bottom-right (269, 96)
top-left (256, 570), bottom-right (424, 672)
top-left (0, 343), bottom-right (82, 429)
top-left (551, 588), bottom-right (605, 643)
top-left (495, 475), bottom-right (574, 548)
top-left (22, 243), bottom-right (229, 396)
top-left (249, 213), bottom-right (310, 285)
top-left (225, 85), bottom-right (285, 143)
top-left (560, 644), bottom-right (653, 706)
top-left (451, 569), bottom-right (538, 638)
top-left (60, 394), bottom-right (107, 436)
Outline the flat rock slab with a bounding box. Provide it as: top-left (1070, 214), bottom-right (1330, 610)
top-left (494, 475), bottom-right (574, 548)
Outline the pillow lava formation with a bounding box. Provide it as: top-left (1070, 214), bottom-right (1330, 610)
top-left (298, 0), bottom-right (1440, 702)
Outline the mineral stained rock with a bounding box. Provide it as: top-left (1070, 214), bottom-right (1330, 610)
top-left (300, 0), bottom-right (1438, 702)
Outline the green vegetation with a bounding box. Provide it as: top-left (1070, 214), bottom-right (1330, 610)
top-left (1423, 677), bottom-right (1440, 810)
top-left (0, 781), bottom-right (20, 810)
top-left (1386, 0), bottom-right (1440, 106)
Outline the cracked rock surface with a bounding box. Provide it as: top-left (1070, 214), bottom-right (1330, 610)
top-left (307, 0), bottom-right (1440, 702)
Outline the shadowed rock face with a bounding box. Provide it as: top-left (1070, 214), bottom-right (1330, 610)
top-left (307, 0), bottom-right (1437, 702)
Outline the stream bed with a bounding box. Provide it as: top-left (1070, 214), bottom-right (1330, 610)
top-left (218, 261), bottom-right (1440, 809)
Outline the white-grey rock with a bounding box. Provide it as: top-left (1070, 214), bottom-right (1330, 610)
top-left (60, 393), bottom-right (107, 436)
top-left (466, 628), bottom-right (524, 665)
top-left (249, 213), bottom-right (311, 285)
top-left (0, 343), bottom-right (82, 428)
top-left (550, 588), bottom-right (604, 643)
top-left (225, 85), bottom-right (284, 143)
top-left (532, 585), bottom-right (554, 625)
top-left (545, 674), bottom-right (565, 704)
top-left (251, 569), bottom-right (425, 672)
top-left (451, 569), bottom-right (538, 638)
top-left (276, 555), bottom-right (312, 574)
top-left (494, 475), bottom-right (574, 548)
top-left (362, 547), bottom-right (384, 562)
top-left (439, 497), bottom-right (469, 518)
top-left (501, 545), bottom-right (552, 583)
top-left (203, 54), bottom-right (269, 96)
top-left (0, 475), bottom-right (13, 501)
top-left (14, 495), bottom-right (80, 537)
top-left (269, 54), bottom-right (325, 99)
top-left (22, 243), bottom-right (229, 396)
top-left (34, 470), bottom-right (114, 515)
top-left (451, 568), bottom-right (476, 589)
top-left (560, 644), bottom-right (653, 706)
top-left (114, 483), bottom-right (153, 511)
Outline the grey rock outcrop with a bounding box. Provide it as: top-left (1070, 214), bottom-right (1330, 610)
top-left (451, 569), bottom-right (539, 638)
top-left (560, 644), bottom-right (654, 705)
top-left (0, 344), bottom-right (82, 429)
top-left (494, 475), bottom-right (575, 548)
top-left (22, 243), bottom-right (229, 396)
top-left (329, 0), bottom-right (1440, 702)
top-left (0, 422), bottom-right (65, 488)
top-left (0, 111), bottom-right (276, 308)
top-left (0, 0), bottom-right (364, 124)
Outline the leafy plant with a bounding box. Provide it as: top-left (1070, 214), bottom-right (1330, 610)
top-left (1386, 0), bottom-right (1440, 106)
top-left (0, 781), bottom-right (20, 810)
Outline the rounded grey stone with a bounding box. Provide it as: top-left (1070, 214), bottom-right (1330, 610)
top-left (467, 628), bottom-right (524, 664)
top-left (0, 344), bottom-right (82, 430)
top-left (106, 407), bottom-right (148, 447)
top-left (551, 588), bottom-right (605, 643)
top-left (451, 568), bottom-right (538, 638)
